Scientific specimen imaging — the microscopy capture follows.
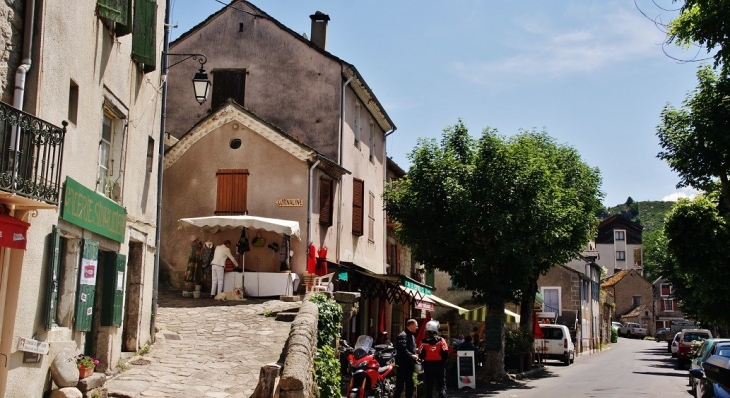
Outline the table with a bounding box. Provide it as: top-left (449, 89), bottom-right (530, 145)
top-left (238, 272), bottom-right (300, 297)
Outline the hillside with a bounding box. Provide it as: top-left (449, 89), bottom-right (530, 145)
top-left (605, 200), bottom-right (675, 236)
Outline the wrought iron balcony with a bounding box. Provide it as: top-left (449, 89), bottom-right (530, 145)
top-left (0, 102), bottom-right (66, 206)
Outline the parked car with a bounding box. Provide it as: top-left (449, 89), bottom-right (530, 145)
top-left (677, 329), bottom-right (713, 368)
top-left (656, 327), bottom-right (670, 342)
top-left (611, 322), bottom-right (623, 333)
top-left (670, 332), bottom-right (682, 357)
top-left (618, 322), bottom-right (648, 338)
top-left (689, 339), bottom-right (730, 397)
top-left (534, 324), bottom-right (575, 365)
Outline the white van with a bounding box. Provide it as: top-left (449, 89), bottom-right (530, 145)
top-left (534, 324), bottom-right (575, 365)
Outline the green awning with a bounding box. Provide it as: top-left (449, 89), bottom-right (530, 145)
top-left (535, 291), bottom-right (544, 305)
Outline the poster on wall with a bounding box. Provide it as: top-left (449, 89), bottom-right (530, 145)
top-left (79, 258), bottom-right (98, 286)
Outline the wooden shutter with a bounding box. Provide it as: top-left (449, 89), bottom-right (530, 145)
top-left (115, 0), bottom-right (133, 36)
top-left (368, 191), bottom-right (375, 241)
top-left (75, 240), bottom-right (99, 331)
top-left (97, 0), bottom-right (129, 25)
top-left (352, 179), bottom-right (364, 236)
top-left (131, 0), bottom-right (157, 73)
top-left (319, 178), bottom-right (333, 226)
top-left (212, 69), bottom-right (246, 109)
top-left (101, 253), bottom-right (126, 326)
top-left (216, 169), bottom-right (249, 215)
top-left (45, 226), bottom-right (61, 330)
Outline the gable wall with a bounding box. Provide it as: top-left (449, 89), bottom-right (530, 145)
top-left (612, 271), bottom-right (652, 319)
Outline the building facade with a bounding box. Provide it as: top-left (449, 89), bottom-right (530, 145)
top-left (601, 269), bottom-right (654, 335)
top-left (0, 1), bottom-right (165, 396)
top-left (595, 215), bottom-right (643, 275)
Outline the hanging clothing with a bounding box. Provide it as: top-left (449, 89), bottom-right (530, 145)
top-left (185, 239), bottom-right (203, 283)
top-left (201, 241), bottom-right (215, 268)
top-left (237, 228), bottom-right (250, 254)
top-left (279, 234), bottom-right (291, 271)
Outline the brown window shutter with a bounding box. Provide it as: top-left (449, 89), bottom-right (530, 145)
top-left (395, 245), bottom-right (401, 274)
top-left (659, 300), bottom-right (665, 311)
top-left (386, 243), bottom-right (392, 265)
top-left (319, 178), bottom-right (333, 226)
top-left (216, 169), bottom-right (249, 215)
top-left (212, 69), bottom-right (246, 110)
top-left (368, 191), bottom-right (375, 241)
top-left (352, 178), bottom-right (364, 236)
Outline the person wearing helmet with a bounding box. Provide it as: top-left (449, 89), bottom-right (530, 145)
top-left (418, 320), bottom-right (449, 398)
top-left (394, 319), bottom-right (420, 398)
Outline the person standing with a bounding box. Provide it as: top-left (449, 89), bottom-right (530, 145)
top-left (394, 319), bottom-right (419, 398)
top-left (419, 320), bottom-right (449, 398)
top-left (210, 240), bottom-right (238, 298)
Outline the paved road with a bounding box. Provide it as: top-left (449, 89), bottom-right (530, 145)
top-left (105, 290), bottom-right (301, 398)
top-left (454, 337), bottom-right (691, 397)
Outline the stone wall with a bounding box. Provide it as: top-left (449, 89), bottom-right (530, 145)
top-left (0, 0), bottom-right (25, 103)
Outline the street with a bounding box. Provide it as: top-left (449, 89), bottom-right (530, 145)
top-left (455, 337), bottom-right (691, 397)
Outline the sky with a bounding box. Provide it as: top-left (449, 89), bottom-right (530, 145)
top-left (168, 0), bottom-right (707, 208)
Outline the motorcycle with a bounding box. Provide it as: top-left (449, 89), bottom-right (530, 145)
top-left (340, 335), bottom-right (396, 398)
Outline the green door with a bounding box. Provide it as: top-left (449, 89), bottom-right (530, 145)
top-left (101, 253), bottom-right (126, 326)
top-left (45, 226), bottom-right (61, 330)
top-left (75, 240), bottom-right (99, 331)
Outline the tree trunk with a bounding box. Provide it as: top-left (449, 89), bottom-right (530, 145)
top-left (250, 363), bottom-right (281, 398)
top-left (477, 301), bottom-right (508, 380)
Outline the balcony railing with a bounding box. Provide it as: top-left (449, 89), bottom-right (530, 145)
top-left (0, 102), bottom-right (66, 205)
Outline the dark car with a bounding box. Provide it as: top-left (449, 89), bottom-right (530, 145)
top-left (656, 327), bottom-right (670, 342)
top-left (690, 339), bottom-right (730, 397)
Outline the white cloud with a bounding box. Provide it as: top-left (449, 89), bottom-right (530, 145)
top-left (451, 7), bottom-right (668, 86)
top-left (662, 188), bottom-right (699, 202)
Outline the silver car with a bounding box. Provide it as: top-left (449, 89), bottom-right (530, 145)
top-left (670, 332), bottom-right (681, 357)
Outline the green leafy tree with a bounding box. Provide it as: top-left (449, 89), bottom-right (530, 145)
top-left (660, 196), bottom-right (730, 329)
top-left (667, 0), bottom-right (730, 67)
top-left (383, 120), bottom-right (602, 379)
top-left (641, 229), bottom-right (672, 280)
top-left (657, 65), bottom-right (730, 213)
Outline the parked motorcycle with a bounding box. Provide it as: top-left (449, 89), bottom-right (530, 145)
top-left (340, 336), bottom-right (396, 398)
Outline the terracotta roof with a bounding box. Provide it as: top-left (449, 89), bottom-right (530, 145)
top-left (621, 304), bottom-right (649, 319)
top-left (600, 269), bottom-right (630, 288)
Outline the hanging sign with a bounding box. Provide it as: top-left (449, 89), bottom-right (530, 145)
top-left (61, 177), bottom-right (126, 242)
top-left (17, 337), bottom-right (50, 355)
top-left (456, 350), bottom-right (476, 389)
top-left (415, 300), bottom-right (434, 311)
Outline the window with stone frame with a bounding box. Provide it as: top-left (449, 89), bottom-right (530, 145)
top-left (319, 178), bottom-right (333, 226)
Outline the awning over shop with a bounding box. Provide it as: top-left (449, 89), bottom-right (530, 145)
top-left (426, 293), bottom-right (468, 312)
top-left (458, 306), bottom-right (521, 323)
top-left (178, 215), bottom-right (300, 239)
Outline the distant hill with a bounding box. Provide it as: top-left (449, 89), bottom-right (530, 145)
top-left (604, 200), bottom-right (675, 236)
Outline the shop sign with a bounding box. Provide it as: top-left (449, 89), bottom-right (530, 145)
top-left (402, 279), bottom-right (432, 295)
top-left (61, 177), bottom-right (126, 242)
top-left (17, 337), bottom-right (49, 355)
top-left (415, 300), bottom-right (434, 311)
top-left (0, 214), bottom-right (30, 250)
top-left (275, 198), bottom-right (303, 207)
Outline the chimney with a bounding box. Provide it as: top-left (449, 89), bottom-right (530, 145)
top-left (309, 11), bottom-right (330, 49)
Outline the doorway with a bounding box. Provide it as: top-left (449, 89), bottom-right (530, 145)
top-left (122, 241), bottom-right (144, 352)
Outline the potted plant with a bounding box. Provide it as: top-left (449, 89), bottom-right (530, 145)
top-left (76, 354), bottom-right (99, 379)
top-left (504, 329), bottom-right (532, 373)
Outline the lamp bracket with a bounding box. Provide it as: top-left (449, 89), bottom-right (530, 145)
top-left (165, 53), bottom-right (207, 70)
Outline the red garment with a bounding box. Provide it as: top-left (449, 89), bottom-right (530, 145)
top-left (533, 311), bottom-right (544, 339)
top-left (415, 312), bottom-right (431, 347)
top-left (420, 336), bottom-right (449, 362)
top-left (307, 244), bottom-right (316, 274)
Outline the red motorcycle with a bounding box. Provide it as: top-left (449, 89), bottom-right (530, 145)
top-left (340, 336), bottom-right (396, 398)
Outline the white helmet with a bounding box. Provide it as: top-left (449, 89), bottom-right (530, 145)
top-left (426, 320), bottom-right (440, 333)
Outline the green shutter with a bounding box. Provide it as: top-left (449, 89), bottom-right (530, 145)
top-left (101, 253), bottom-right (126, 326)
top-left (115, 0), bottom-right (133, 36)
top-left (425, 269), bottom-right (435, 288)
top-left (75, 240), bottom-right (100, 332)
top-left (132, 0), bottom-right (157, 73)
top-left (45, 226), bottom-right (61, 330)
top-left (97, 0), bottom-right (129, 25)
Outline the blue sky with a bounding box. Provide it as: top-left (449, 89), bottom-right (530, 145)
top-left (169, 0), bottom-right (706, 207)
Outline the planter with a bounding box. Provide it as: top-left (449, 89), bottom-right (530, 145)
top-left (78, 364), bottom-right (94, 379)
top-left (194, 284), bottom-right (202, 292)
top-left (193, 291), bottom-right (201, 298)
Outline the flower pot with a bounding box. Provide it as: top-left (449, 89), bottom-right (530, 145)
top-left (194, 284), bottom-right (202, 291)
top-left (193, 291), bottom-right (201, 298)
top-left (78, 364), bottom-right (95, 379)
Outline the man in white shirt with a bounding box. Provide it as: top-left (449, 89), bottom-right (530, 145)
top-left (210, 240), bottom-right (238, 298)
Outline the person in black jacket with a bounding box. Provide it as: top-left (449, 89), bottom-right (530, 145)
top-left (394, 319), bottom-right (419, 398)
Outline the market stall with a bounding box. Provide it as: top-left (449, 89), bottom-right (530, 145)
top-left (178, 215), bottom-right (301, 297)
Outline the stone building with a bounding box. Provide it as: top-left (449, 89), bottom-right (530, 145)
top-left (601, 269), bottom-right (654, 335)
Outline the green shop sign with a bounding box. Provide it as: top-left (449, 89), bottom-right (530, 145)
top-left (402, 279), bottom-right (432, 295)
top-left (61, 177), bottom-right (126, 242)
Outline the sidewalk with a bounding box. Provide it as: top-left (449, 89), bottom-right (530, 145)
top-left (105, 289), bottom-right (301, 398)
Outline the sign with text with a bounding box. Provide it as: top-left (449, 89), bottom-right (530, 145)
top-left (61, 177), bottom-right (126, 242)
top-left (456, 350), bottom-right (476, 389)
top-left (415, 300), bottom-right (434, 311)
top-left (275, 198), bottom-right (303, 207)
top-left (17, 337), bottom-right (49, 355)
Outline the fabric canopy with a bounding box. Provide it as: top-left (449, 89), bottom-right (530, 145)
top-left (426, 293), bottom-right (468, 312)
top-left (178, 215), bottom-right (300, 239)
top-left (458, 306), bottom-right (521, 323)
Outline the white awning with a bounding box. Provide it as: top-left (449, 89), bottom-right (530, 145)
top-left (178, 215), bottom-right (300, 239)
top-left (426, 293), bottom-right (469, 312)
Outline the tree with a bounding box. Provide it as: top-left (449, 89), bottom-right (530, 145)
top-left (660, 196), bottom-right (730, 329)
top-left (383, 121), bottom-right (603, 379)
top-left (667, 0), bottom-right (730, 68)
top-left (656, 65), bottom-right (730, 213)
top-left (641, 229), bottom-right (672, 280)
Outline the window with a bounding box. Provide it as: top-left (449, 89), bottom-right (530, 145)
top-left (542, 287), bottom-right (560, 315)
top-left (660, 283), bottom-right (671, 297)
top-left (97, 0), bottom-right (130, 31)
top-left (98, 111), bottom-right (125, 201)
top-left (368, 191), bottom-right (375, 242)
top-left (212, 69), bottom-right (246, 110)
top-left (215, 169), bottom-right (249, 215)
top-left (662, 299), bottom-right (674, 311)
top-left (146, 136), bottom-right (154, 173)
top-left (352, 178), bottom-right (364, 236)
top-left (615, 230), bottom-right (625, 241)
top-left (369, 120), bottom-right (375, 162)
top-left (616, 251), bottom-right (626, 261)
top-left (354, 102), bottom-right (361, 147)
top-left (319, 178), bottom-right (333, 226)
top-left (386, 243), bottom-right (400, 275)
top-left (632, 295), bottom-right (642, 306)
top-left (68, 80), bottom-right (79, 124)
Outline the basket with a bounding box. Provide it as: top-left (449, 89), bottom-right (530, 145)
top-left (251, 232), bottom-right (266, 247)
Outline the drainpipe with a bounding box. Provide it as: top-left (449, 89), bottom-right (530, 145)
top-left (307, 159), bottom-right (320, 249)
top-left (14, 0), bottom-right (35, 111)
top-left (151, 0), bottom-right (172, 342)
top-left (336, 72), bottom-right (354, 263)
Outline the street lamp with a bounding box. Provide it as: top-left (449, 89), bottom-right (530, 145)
top-left (166, 53), bottom-right (211, 105)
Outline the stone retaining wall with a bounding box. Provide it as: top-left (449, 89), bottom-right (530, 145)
top-left (278, 299), bottom-right (319, 398)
